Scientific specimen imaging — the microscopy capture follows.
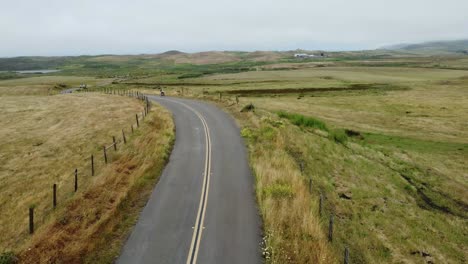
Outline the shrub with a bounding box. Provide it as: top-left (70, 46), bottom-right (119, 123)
top-left (263, 183), bottom-right (294, 199)
top-left (241, 103), bottom-right (255, 112)
top-left (177, 73), bottom-right (204, 79)
top-left (240, 127), bottom-right (255, 139)
top-left (276, 111), bottom-right (328, 131)
top-left (345, 129), bottom-right (361, 137)
top-left (259, 126), bottom-right (276, 140)
top-left (0, 252), bottom-right (18, 264)
top-left (330, 129), bottom-right (348, 144)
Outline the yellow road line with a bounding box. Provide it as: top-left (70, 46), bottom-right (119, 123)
top-left (163, 98), bottom-right (212, 264)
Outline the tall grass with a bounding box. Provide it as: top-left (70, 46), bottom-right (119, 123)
top-left (277, 111), bottom-right (349, 144)
top-left (277, 111), bottom-right (329, 131)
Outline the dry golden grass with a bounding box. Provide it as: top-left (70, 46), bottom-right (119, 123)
top-left (0, 93), bottom-right (158, 252)
top-left (18, 105), bottom-right (174, 263)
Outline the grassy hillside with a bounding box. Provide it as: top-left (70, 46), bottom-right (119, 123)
top-left (381, 39), bottom-right (468, 55)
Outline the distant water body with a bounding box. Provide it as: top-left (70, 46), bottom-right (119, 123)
top-left (15, 69), bottom-right (61, 74)
top-left (0, 69), bottom-right (61, 74)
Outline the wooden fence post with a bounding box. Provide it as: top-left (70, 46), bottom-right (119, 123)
top-left (53, 184), bottom-right (57, 208)
top-left (328, 214), bottom-right (334, 242)
top-left (319, 193), bottom-right (323, 217)
top-left (131, 124), bottom-right (134, 134)
top-left (29, 207), bottom-right (34, 234)
top-left (309, 178), bottom-right (312, 194)
top-left (103, 146), bottom-right (108, 164)
top-left (146, 97), bottom-right (149, 113)
top-left (74, 169), bottom-right (78, 192)
top-left (113, 136), bottom-right (117, 151)
top-left (91, 154), bottom-right (94, 176)
top-left (136, 114), bottom-right (139, 127)
top-left (344, 247), bottom-right (349, 264)
top-left (122, 129), bottom-right (126, 144)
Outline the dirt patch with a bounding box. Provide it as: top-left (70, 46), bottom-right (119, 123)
top-left (399, 172), bottom-right (468, 218)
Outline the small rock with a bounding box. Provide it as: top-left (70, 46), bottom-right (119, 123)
top-left (339, 192), bottom-right (352, 200)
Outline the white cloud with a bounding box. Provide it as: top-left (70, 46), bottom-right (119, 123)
top-left (0, 0), bottom-right (467, 56)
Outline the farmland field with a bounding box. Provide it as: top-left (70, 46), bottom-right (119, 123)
top-left (0, 76), bottom-right (112, 96)
top-left (0, 80), bottom-right (174, 262)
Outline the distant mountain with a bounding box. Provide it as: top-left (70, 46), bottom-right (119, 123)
top-left (159, 50), bottom-right (186, 56)
top-left (380, 40), bottom-right (468, 54)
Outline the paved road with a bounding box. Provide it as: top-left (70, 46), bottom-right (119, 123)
top-left (60, 88), bottom-right (79, 94)
top-left (117, 96), bottom-right (262, 264)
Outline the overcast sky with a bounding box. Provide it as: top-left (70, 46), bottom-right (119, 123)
top-left (1, 0), bottom-right (467, 57)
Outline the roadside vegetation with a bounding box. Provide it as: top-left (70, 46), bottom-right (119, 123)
top-left (221, 101), bottom-right (467, 263)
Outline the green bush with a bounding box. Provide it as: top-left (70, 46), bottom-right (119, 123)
top-left (240, 127), bottom-right (256, 139)
top-left (276, 111), bottom-right (328, 131)
top-left (177, 73), bottom-right (204, 79)
top-left (263, 183), bottom-right (294, 199)
top-left (241, 103), bottom-right (255, 112)
top-left (259, 126), bottom-right (276, 140)
top-left (330, 129), bottom-right (348, 144)
top-left (0, 252), bottom-right (18, 264)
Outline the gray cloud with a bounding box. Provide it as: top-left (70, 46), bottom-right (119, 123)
top-left (1, 0), bottom-right (467, 56)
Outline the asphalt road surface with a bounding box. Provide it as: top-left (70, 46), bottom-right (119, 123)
top-left (117, 96), bottom-right (262, 264)
top-left (61, 88), bottom-right (79, 94)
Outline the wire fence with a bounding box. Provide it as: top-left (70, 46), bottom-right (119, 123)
top-left (27, 89), bottom-right (152, 236)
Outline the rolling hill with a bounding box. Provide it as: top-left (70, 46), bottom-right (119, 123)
top-left (381, 39), bottom-right (468, 54)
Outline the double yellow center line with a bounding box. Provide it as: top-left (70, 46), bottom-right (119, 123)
top-left (166, 99), bottom-right (212, 264)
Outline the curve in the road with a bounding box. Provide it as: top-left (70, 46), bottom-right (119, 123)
top-left (117, 96), bottom-right (261, 264)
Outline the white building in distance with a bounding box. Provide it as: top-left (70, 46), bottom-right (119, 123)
top-left (294, 53), bottom-right (317, 58)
